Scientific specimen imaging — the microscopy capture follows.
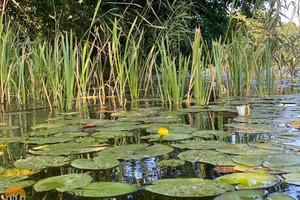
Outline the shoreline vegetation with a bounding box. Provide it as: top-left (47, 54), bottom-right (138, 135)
top-left (0, 0), bottom-right (299, 110)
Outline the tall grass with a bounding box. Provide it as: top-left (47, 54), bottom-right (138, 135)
top-left (0, 0), bottom-right (292, 111)
top-left (158, 37), bottom-right (189, 106)
top-left (188, 28), bottom-right (211, 106)
top-left (219, 28), bottom-right (277, 98)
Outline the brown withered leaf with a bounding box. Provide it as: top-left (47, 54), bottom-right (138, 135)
top-left (214, 166), bottom-right (240, 173)
top-left (286, 121), bottom-right (300, 129)
top-left (82, 124), bottom-right (97, 129)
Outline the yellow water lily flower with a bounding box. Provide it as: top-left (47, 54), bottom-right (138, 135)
top-left (158, 128), bottom-right (168, 136)
top-left (0, 143), bottom-right (7, 151)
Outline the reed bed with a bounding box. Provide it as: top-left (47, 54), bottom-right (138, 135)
top-left (0, 0), bottom-right (295, 110)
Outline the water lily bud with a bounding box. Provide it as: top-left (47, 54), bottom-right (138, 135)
top-left (237, 105), bottom-right (250, 116)
top-left (158, 128), bottom-right (168, 136)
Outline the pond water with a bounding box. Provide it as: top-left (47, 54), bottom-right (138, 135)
top-left (0, 91), bottom-right (299, 199)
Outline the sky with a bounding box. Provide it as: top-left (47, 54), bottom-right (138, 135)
top-left (280, 0), bottom-right (299, 25)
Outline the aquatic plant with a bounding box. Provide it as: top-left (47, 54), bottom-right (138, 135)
top-left (158, 127), bottom-right (169, 142)
top-left (236, 105), bottom-right (250, 116)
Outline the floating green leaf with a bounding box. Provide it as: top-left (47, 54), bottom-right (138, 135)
top-left (71, 156), bottom-right (119, 170)
top-left (216, 144), bottom-right (280, 156)
top-left (215, 190), bottom-right (265, 200)
top-left (232, 155), bottom-right (267, 167)
top-left (146, 124), bottom-right (198, 134)
top-left (0, 176), bottom-right (35, 194)
top-left (34, 174), bottom-right (92, 192)
top-left (264, 193), bottom-right (296, 200)
top-left (248, 142), bottom-right (285, 151)
top-left (54, 132), bottom-right (88, 138)
top-left (99, 121), bottom-right (141, 131)
top-left (216, 172), bottom-right (280, 189)
top-left (171, 140), bottom-right (229, 150)
top-left (27, 129), bottom-right (58, 137)
top-left (157, 159), bottom-right (185, 167)
top-left (98, 144), bottom-right (173, 160)
top-left (29, 142), bottom-right (107, 156)
top-left (14, 156), bottom-right (70, 170)
top-left (31, 123), bottom-right (65, 130)
top-left (21, 137), bottom-right (73, 144)
top-left (142, 134), bottom-right (192, 142)
top-left (70, 182), bottom-right (137, 197)
top-left (283, 172), bottom-right (300, 186)
top-left (92, 131), bottom-right (133, 139)
top-left (145, 178), bottom-right (234, 197)
top-left (192, 130), bottom-right (232, 139)
top-left (225, 123), bottom-right (274, 134)
top-left (263, 154), bottom-right (300, 168)
top-left (178, 150), bottom-right (235, 166)
top-left (269, 165), bottom-right (300, 174)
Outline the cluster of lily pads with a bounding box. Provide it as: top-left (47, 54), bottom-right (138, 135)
top-left (0, 94), bottom-right (299, 199)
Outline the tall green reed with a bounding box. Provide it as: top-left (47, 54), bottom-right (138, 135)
top-left (59, 31), bottom-right (76, 110)
top-left (158, 37), bottom-right (189, 106)
top-left (187, 28), bottom-right (211, 106)
top-left (108, 18), bottom-right (146, 106)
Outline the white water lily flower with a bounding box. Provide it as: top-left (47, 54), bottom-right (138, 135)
top-left (237, 105), bottom-right (250, 116)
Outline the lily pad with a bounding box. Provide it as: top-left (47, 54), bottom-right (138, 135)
top-left (99, 121), bottom-right (141, 131)
top-left (70, 182), bottom-right (137, 197)
top-left (34, 174), bottom-right (92, 192)
top-left (263, 154), bottom-right (300, 168)
top-left (157, 159), bottom-right (185, 167)
top-left (216, 172), bottom-right (280, 189)
top-left (27, 129), bottom-right (58, 137)
top-left (14, 156), bottom-right (70, 170)
top-left (145, 178), bottom-right (234, 197)
top-left (264, 193), bottom-right (296, 200)
top-left (215, 190), bottom-right (265, 200)
top-left (192, 130), bottom-right (232, 139)
top-left (0, 176), bottom-right (35, 194)
top-left (178, 150), bottom-right (235, 166)
top-left (232, 155), bottom-right (267, 167)
top-left (21, 137), bottom-right (73, 144)
top-left (75, 137), bottom-right (106, 143)
top-left (248, 142), bottom-right (285, 151)
top-left (98, 144), bottom-right (173, 160)
top-left (146, 124), bottom-right (198, 135)
top-left (31, 123), bottom-right (65, 130)
top-left (0, 168), bottom-right (39, 176)
top-left (233, 164), bottom-right (271, 173)
top-left (283, 172), bottom-right (300, 186)
top-left (171, 140), bottom-right (229, 150)
top-left (216, 144), bottom-right (281, 156)
top-left (142, 134), bottom-right (192, 142)
top-left (269, 165), bottom-right (300, 173)
top-left (29, 142), bottom-right (107, 156)
top-left (71, 156), bottom-right (119, 170)
top-left (92, 131), bottom-right (133, 139)
top-left (225, 123), bottom-right (274, 134)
